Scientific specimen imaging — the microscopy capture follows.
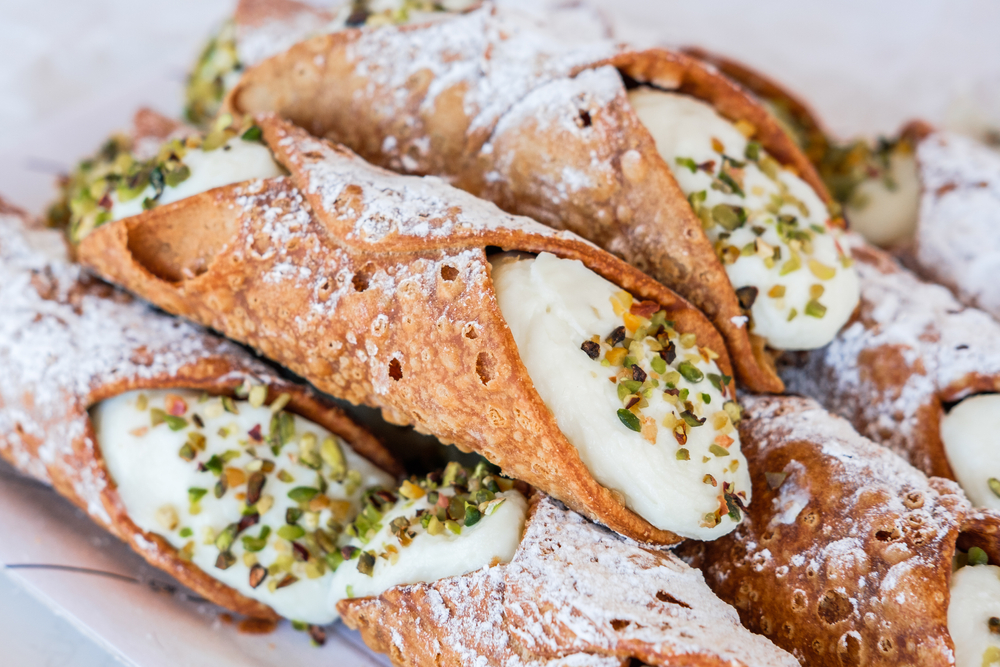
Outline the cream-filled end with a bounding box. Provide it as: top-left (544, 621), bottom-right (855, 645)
top-left (941, 394), bottom-right (1000, 510)
top-left (490, 252), bottom-right (750, 541)
top-left (949, 564), bottom-right (1000, 667)
top-left (94, 388), bottom-right (395, 624)
top-left (328, 471), bottom-right (528, 607)
top-left (844, 150), bottom-right (920, 248)
top-left (112, 136), bottom-right (283, 221)
top-left (628, 87), bottom-right (859, 351)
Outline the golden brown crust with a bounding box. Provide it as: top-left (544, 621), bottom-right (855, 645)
top-left (78, 116), bottom-right (732, 545)
top-left (233, 0), bottom-right (331, 30)
top-left (0, 202), bottom-right (399, 621)
top-left (679, 46), bottom-right (832, 165)
top-left (224, 9), bottom-right (846, 393)
top-left (339, 494), bottom-right (799, 667)
top-left (780, 239), bottom-right (1000, 483)
top-left (683, 394), bottom-right (995, 667)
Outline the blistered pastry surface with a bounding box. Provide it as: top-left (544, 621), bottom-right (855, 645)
top-left (226, 3), bottom-right (852, 392)
top-left (80, 116), bottom-right (730, 545)
top-left (689, 394), bottom-right (968, 667)
top-left (780, 239), bottom-right (1000, 478)
top-left (0, 201), bottom-right (397, 619)
top-left (339, 494), bottom-right (798, 667)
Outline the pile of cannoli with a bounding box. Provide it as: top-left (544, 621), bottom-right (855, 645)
top-left (5, 1), bottom-right (1000, 665)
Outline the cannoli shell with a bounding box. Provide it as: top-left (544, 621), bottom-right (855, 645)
top-left (904, 129), bottom-right (1000, 321)
top-left (225, 5), bottom-right (840, 393)
top-left (78, 116), bottom-right (731, 546)
top-left (679, 47), bottom-right (831, 164)
top-left (683, 394), bottom-right (1000, 667)
top-left (338, 494), bottom-right (799, 667)
top-left (0, 201), bottom-right (400, 621)
top-left (780, 240), bottom-right (1000, 481)
top-left (232, 0), bottom-right (333, 69)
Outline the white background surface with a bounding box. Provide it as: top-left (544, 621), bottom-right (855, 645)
top-left (0, 1), bottom-right (997, 664)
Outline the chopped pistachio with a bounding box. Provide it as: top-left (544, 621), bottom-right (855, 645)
top-left (804, 299), bottom-right (827, 318)
top-left (767, 285), bottom-right (786, 298)
top-left (320, 436), bottom-right (347, 482)
top-left (270, 392), bottom-right (292, 413)
top-left (709, 444), bottom-right (731, 457)
top-left (678, 361), bottom-right (704, 383)
top-left (989, 478), bottom-right (1000, 499)
top-left (617, 409), bottom-right (642, 432)
top-left (969, 546), bottom-right (989, 566)
top-left (214, 524), bottom-right (237, 552)
top-left (676, 448), bottom-right (690, 461)
top-left (242, 526), bottom-right (271, 552)
top-left (155, 505), bottom-right (179, 531)
top-left (247, 384), bottom-right (267, 408)
top-left (779, 251), bottom-right (802, 276)
top-left (808, 258), bottom-right (837, 280)
top-left (288, 487), bottom-right (319, 503)
top-left (711, 204), bottom-right (746, 231)
top-left (278, 525), bottom-right (305, 542)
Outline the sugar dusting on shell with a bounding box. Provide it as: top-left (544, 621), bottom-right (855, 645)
top-left (781, 235), bottom-right (1000, 474)
top-left (0, 208), bottom-right (273, 524)
top-left (694, 394), bottom-right (967, 666)
top-left (345, 5), bottom-right (621, 137)
top-left (915, 131), bottom-right (1000, 320)
top-left (343, 493), bottom-right (798, 666)
top-left (267, 120), bottom-right (595, 249)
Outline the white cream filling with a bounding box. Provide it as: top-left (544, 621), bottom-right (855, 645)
top-left (328, 487), bottom-right (527, 606)
top-left (490, 252), bottom-right (750, 540)
top-left (941, 394), bottom-right (1000, 510)
top-left (326, 0), bottom-right (476, 31)
top-left (628, 88), bottom-right (859, 351)
top-left (949, 564), bottom-right (1000, 667)
top-left (846, 150), bottom-right (920, 248)
top-left (94, 389), bottom-right (395, 624)
top-left (112, 137), bottom-right (282, 221)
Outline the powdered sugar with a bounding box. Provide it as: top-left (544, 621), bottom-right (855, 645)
top-left (0, 208), bottom-right (274, 525)
top-left (377, 494), bottom-right (797, 666)
top-left (269, 121), bottom-right (594, 249)
top-left (502, 495), bottom-right (799, 666)
top-left (780, 239), bottom-right (1000, 472)
top-left (346, 4), bottom-right (619, 138)
top-left (915, 131), bottom-right (1000, 320)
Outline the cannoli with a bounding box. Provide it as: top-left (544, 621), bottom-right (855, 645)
top-left (683, 393), bottom-right (1000, 667)
top-left (0, 199), bottom-right (402, 624)
top-left (223, 3), bottom-right (862, 392)
top-left (780, 241), bottom-right (1000, 511)
top-left (334, 468), bottom-right (798, 667)
top-left (680, 49), bottom-right (1000, 322)
top-left (73, 113), bottom-right (749, 545)
top-left (184, 0), bottom-right (480, 126)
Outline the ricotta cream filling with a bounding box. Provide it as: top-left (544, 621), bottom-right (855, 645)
top-left (329, 479), bottom-right (527, 606)
top-left (94, 388), bottom-right (395, 624)
top-left (326, 0), bottom-right (477, 31)
top-left (112, 136), bottom-right (282, 221)
top-left (845, 150), bottom-right (920, 247)
top-left (949, 564), bottom-right (1000, 667)
top-left (628, 88), bottom-right (859, 351)
top-left (941, 394), bottom-right (1000, 510)
top-left (490, 252), bottom-right (750, 540)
